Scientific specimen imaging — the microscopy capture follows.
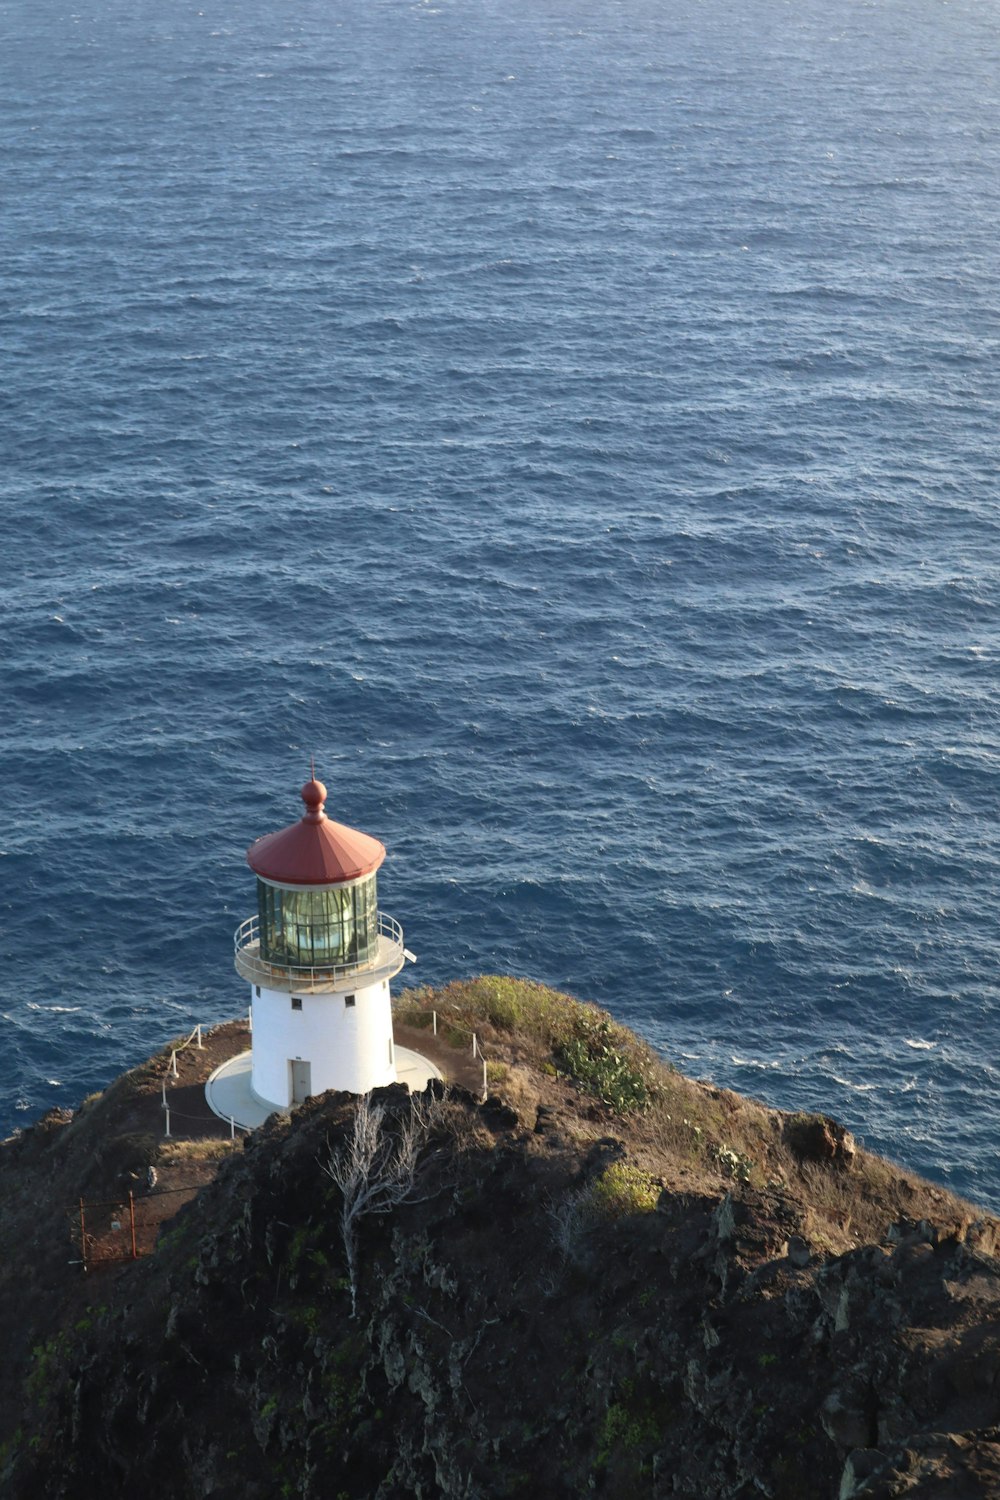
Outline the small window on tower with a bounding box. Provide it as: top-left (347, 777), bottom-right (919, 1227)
top-left (255, 986), bottom-right (261, 998)
top-left (291, 996), bottom-right (303, 1011)
top-left (345, 994), bottom-right (356, 1009)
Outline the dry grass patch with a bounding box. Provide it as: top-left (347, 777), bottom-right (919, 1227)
top-left (634, 1073), bottom-right (777, 1186)
top-left (158, 1139), bottom-right (241, 1165)
top-left (396, 976), bottom-right (583, 1054)
top-left (792, 1150), bottom-right (980, 1246)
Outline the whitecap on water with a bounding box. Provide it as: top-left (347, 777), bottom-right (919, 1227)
top-left (831, 1074), bottom-right (878, 1092)
top-left (905, 1039), bottom-right (936, 1050)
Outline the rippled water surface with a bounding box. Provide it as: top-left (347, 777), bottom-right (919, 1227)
top-left (3, 0), bottom-right (999, 1204)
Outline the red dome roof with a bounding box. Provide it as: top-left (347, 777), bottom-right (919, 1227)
top-left (247, 779), bottom-right (386, 886)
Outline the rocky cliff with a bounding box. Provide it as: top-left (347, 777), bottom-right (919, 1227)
top-left (2, 978), bottom-right (1000, 1499)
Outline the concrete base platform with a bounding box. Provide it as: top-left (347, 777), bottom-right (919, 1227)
top-left (205, 1047), bottom-right (442, 1132)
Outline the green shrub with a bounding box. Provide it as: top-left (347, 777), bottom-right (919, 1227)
top-left (712, 1143), bottom-right (754, 1181)
top-left (555, 1015), bottom-right (658, 1113)
top-left (595, 1378), bottom-right (665, 1470)
top-left (589, 1163), bottom-right (660, 1218)
top-left (26, 1334), bottom-right (70, 1409)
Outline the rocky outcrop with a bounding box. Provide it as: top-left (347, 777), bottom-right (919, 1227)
top-left (784, 1111), bottom-right (857, 1168)
top-left (0, 1000), bottom-right (998, 1500)
top-left (840, 1430), bottom-right (1000, 1498)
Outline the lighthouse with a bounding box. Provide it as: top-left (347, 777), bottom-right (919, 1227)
top-left (233, 776), bottom-right (405, 1110)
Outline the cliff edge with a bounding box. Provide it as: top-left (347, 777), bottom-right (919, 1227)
top-left (2, 978), bottom-right (999, 1499)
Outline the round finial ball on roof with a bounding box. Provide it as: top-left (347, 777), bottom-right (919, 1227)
top-left (247, 778), bottom-right (386, 885)
top-left (301, 778), bottom-right (327, 820)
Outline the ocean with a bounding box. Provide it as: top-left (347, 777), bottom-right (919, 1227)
top-left (3, 0), bottom-right (999, 1206)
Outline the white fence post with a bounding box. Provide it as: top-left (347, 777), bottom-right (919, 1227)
top-left (482, 1059), bottom-right (487, 1101)
top-left (472, 1033), bottom-right (478, 1060)
top-left (161, 1077), bottom-right (167, 1107)
top-left (432, 1011), bottom-right (437, 1037)
top-left (230, 1115), bottom-right (236, 1140)
top-left (171, 1050), bottom-right (179, 1079)
top-left (248, 1006), bottom-right (253, 1033)
top-left (164, 1105), bottom-right (171, 1139)
top-left (196, 1024), bottom-right (203, 1049)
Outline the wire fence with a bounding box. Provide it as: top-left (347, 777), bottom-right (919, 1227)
top-left (393, 1002), bottom-right (491, 1100)
top-left (71, 1184), bottom-right (203, 1271)
top-left (157, 1005), bottom-right (489, 1147)
top-left (72, 1010), bottom-right (493, 1272)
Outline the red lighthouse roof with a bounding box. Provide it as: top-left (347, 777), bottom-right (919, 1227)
top-left (246, 778), bottom-right (386, 886)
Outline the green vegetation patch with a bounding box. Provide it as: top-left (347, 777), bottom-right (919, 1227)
top-left (555, 1014), bottom-right (659, 1114)
top-left (26, 1333), bottom-right (71, 1411)
top-left (589, 1163), bottom-right (661, 1219)
top-left (595, 1377), bottom-right (673, 1473)
top-left (397, 976), bottom-right (663, 1113)
top-left (396, 975), bottom-right (582, 1047)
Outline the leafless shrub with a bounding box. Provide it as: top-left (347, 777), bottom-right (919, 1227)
top-left (321, 1092), bottom-right (440, 1316)
top-left (547, 1187), bottom-right (595, 1267)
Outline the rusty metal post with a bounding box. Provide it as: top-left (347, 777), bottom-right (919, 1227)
top-left (129, 1191), bottom-right (137, 1260)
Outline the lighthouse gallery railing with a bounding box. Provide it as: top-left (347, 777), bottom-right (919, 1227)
top-left (233, 911), bottom-right (404, 990)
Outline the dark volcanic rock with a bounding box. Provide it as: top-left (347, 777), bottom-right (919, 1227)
top-left (1, 1001), bottom-right (998, 1500)
top-left (783, 1111), bottom-right (857, 1167)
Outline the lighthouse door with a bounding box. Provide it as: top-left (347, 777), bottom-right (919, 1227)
top-left (290, 1059), bottom-right (312, 1105)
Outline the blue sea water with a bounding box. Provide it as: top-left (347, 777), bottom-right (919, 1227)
top-left (2, 0), bottom-right (999, 1205)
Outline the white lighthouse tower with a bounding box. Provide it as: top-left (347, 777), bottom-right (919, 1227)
top-left (233, 776), bottom-right (405, 1109)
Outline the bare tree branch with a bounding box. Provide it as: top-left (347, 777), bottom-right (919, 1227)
top-left (320, 1092), bottom-right (439, 1317)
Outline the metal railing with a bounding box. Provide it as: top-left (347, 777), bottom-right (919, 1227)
top-left (158, 1020), bottom-right (253, 1141)
top-left (393, 1002), bottom-right (490, 1101)
top-left (233, 910), bottom-right (405, 991)
top-left (166, 1023), bottom-right (204, 1079)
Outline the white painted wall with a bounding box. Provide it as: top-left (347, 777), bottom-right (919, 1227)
top-left (249, 978), bottom-right (396, 1108)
